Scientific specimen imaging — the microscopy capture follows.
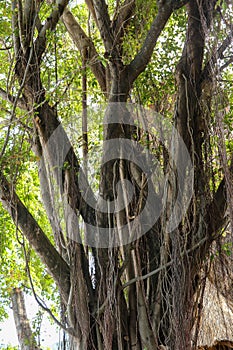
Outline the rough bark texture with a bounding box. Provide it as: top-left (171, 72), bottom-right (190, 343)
top-left (0, 0), bottom-right (233, 349)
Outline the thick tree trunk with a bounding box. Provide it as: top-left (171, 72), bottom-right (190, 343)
top-left (0, 1), bottom-right (232, 349)
top-left (11, 288), bottom-right (40, 350)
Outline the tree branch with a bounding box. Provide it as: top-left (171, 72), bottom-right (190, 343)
top-left (11, 288), bottom-right (40, 349)
top-left (0, 88), bottom-right (28, 110)
top-left (206, 154), bottom-right (233, 239)
top-left (125, 0), bottom-right (190, 86)
top-left (122, 237), bottom-right (208, 289)
top-left (92, 0), bottom-right (113, 52)
top-left (62, 8), bottom-right (107, 92)
top-left (38, 158), bottom-right (68, 261)
top-left (17, 0), bottom-right (27, 53)
top-left (0, 170), bottom-right (71, 303)
top-left (22, 0), bottom-right (38, 49)
top-left (126, 2), bottom-right (173, 85)
top-left (35, 102), bottom-right (97, 228)
top-left (220, 56), bottom-right (233, 71)
top-left (171, 0), bottom-right (190, 10)
top-left (112, 0), bottom-right (135, 42)
top-left (35, 0), bottom-right (70, 60)
top-left (206, 179), bottom-right (228, 239)
top-left (85, 0), bottom-right (98, 24)
top-left (11, 0), bottom-right (20, 54)
top-left (201, 30), bottom-right (233, 82)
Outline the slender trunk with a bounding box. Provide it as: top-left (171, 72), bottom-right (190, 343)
top-left (11, 288), bottom-right (40, 350)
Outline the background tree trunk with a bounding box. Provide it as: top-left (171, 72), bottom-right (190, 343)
top-left (11, 288), bottom-right (40, 350)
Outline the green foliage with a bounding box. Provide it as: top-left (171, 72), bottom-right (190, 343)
top-left (0, 0), bottom-right (232, 346)
top-left (0, 2), bottom-right (12, 86)
top-left (0, 123), bottom-right (57, 322)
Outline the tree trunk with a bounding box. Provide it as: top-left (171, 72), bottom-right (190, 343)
top-left (0, 0), bottom-right (232, 349)
top-left (11, 288), bottom-right (40, 350)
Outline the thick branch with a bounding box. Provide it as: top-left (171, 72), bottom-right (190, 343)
top-left (174, 0), bottom-right (210, 150)
top-left (62, 8), bottom-right (107, 92)
top-left (112, 0), bottom-right (135, 41)
top-left (126, 2), bottom-right (173, 85)
top-left (23, 0), bottom-right (37, 47)
top-left (93, 0), bottom-right (113, 52)
top-left (171, 0), bottom-right (190, 10)
top-left (205, 154), bottom-right (233, 238)
top-left (206, 178), bottom-right (228, 238)
top-left (85, 0), bottom-right (98, 24)
top-left (35, 102), bottom-right (97, 228)
top-left (11, 0), bottom-right (20, 54)
top-left (220, 56), bottom-right (233, 71)
top-left (17, 0), bottom-right (27, 52)
top-left (0, 170), bottom-right (70, 303)
top-left (35, 0), bottom-right (70, 60)
top-left (39, 159), bottom-right (68, 260)
top-left (126, 0), bottom-right (190, 85)
top-left (185, 0), bottom-right (206, 82)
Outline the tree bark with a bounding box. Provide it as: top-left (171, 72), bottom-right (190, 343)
top-left (1, 0), bottom-right (233, 349)
top-left (11, 288), bottom-right (40, 350)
